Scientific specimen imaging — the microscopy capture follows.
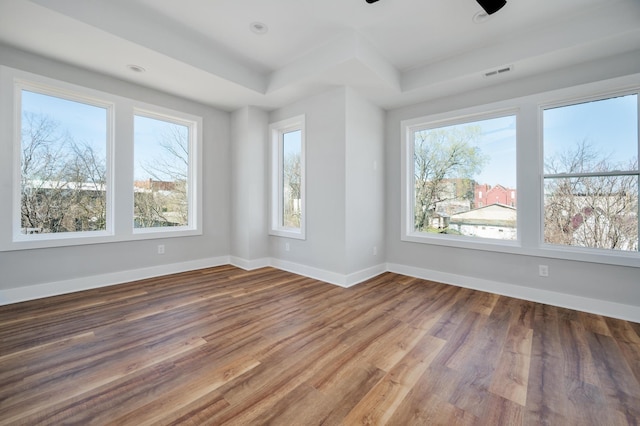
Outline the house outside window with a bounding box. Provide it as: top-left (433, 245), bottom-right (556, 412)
top-left (403, 112), bottom-right (517, 242)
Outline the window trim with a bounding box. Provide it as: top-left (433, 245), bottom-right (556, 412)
top-left (0, 66), bottom-right (202, 252)
top-left (400, 75), bottom-right (640, 268)
top-left (269, 115), bottom-right (306, 240)
top-left (401, 108), bottom-right (520, 250)
top-left (12, 78), bottom-right (116, 244)
top-left (132, 107), bottom-right (201, 235)
top-left (539, 89), bottom-right (640, 255)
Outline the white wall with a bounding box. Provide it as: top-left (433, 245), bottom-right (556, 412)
top-left (385, 51), bottom-right (640, 319)
top-left (230, 106), bottom-right (269, 266)
top-left (0, 45), bottom-right (231, 294)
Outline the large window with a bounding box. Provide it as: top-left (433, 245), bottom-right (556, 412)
top-left (18, 88), bottom-right (110, 237)
top-left (401, 79), bottom-right (639, 267)
top-left (543, 94), bottom-right (639, 252)
top-left (0, 67), bottom-right (202, 251)
top-left (404, 113), bottom-right (517, 242)
top-left (269, 115), bottom-right (305, 239)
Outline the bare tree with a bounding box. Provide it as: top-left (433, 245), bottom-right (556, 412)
top-left (135, 123), bottom-right (189, 227)
top-left (283, 151), bottom-right (301, 228)
top-left (414, 126), bottom-right (487, 231)
top-left (544, 140), bottom-right (638, 251)
top-left (21, 113), bottom-right (106, 234)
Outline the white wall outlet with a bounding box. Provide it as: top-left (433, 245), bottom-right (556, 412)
top-left (157, 244), bottom-right (165, 255)
top-left (373, 246), bottom-right (377, 256)
top-left (285, 242), bottom-right (290, 252)
top-left (539, 264), bottom-right (549, 277)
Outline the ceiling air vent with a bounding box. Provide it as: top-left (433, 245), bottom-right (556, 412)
top-left (484, 65), bottom-right (513, 78)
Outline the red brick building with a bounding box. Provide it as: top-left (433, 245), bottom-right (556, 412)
top-left (474, 184), bottom-right (517, 208)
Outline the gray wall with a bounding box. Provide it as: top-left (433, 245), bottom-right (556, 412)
top-left (267, 87), bottom-right (385, 276)
top-left (0, 45), bottom-right (231, 290)
top-left (344, 88), bottom-right (385, 274)
top-left (268, 87), bottom-right (349, 273)
top-left (1, 43), bottom-right (638, 317)
top-left (230, 106), bottom-right (269, 262)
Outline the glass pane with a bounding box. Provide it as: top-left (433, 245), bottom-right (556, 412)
top-left (282, 129), bottom-right (302, 228)
top-left (544, 176), bottom-right (638, 251)
top-left (134, 115), bottom-right (189, 228)
top-left (544, 94), bottom-right (638, 174)
top-left (20, 90), bottom-right (107, 234)
top-left (413, 115), bottom-right (516, 240)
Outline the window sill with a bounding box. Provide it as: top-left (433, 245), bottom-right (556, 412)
top-left (401, 232), bottom-right (640, 268)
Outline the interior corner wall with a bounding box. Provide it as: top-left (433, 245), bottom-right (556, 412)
top-left (384, 51), bottom-right (640, 316)
top-left (268, 87), bottom-right (348, 274)
top-left (230, 106), bottom-right (269, 263)
top-left (0, 45), bottom-right (231, 293)
top-left (344, 88), bottom-right (385, 274)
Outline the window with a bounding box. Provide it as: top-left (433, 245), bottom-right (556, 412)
top-left (18, 88), bottom-right (110, 238)
top-left (270, 115), bottom-right (305, 239)
top-left (134, 112), bottom-right (194, 230)
top-left (543, 93), bottom-right (639, 252)
top-left (0, 66), bottom-right (202, 251)
top-left (403, 112), bottom-right (517, 243)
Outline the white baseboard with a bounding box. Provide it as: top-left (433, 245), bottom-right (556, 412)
top-left (386, 262), bottom-right (640, 323)
top-left (269, 258), bottom-right (387, 288)
top-left (2, 256), bottom-right (638, 323)
top-left (229, 256), bottom-right (271, 271)
top-left (269, 258), bottom-right (349, 286)
top-left (0, 256), bottom-right (230, 306)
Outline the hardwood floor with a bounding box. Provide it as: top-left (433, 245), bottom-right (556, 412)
top-left (1, 266), bottom-right (639, 425)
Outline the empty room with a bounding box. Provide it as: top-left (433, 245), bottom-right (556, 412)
top-left (0, 0), bottom-right (639, 424)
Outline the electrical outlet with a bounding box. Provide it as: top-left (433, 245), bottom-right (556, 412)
top-left (373, 246), bottom-right (377, 256)
top-left (539, 264), bottom-right (548, 277)
top-left (285, 242), bottom-right (290, 252)
top-left (157, 244), bottom-right (165, 255)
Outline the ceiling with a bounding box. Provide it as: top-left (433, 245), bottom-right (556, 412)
top-left (1, 0), bottom-right (639, 111)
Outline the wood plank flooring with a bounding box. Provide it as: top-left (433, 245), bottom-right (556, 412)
top-left (1, 266), bottom-right (639, 425)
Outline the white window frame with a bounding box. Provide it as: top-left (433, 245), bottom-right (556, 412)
top-left (132, 107), bottom-right (201, 235)
top-left (400, 74), bottom-right (640, 268)
top-left (401, 108), bottom-right (520, 251)
top-left (539, 89), bottom-right (640, 257)
top-left (269, 115), bottom-right (306, 240)
top-left (0, 66), bottom-right (202, 251)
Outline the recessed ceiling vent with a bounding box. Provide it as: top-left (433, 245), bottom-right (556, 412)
top-left (484, 65), bottom-right (513, 78)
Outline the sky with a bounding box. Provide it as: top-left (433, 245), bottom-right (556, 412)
top-left (543, 93), bottom-right (638, 172)
top-left (21, 89), bottom-right (107, 157)
top-left (421, 115), bottom-right (518, 188)
top-left (21, 90), bottom-right (188, 182)
top-left (22, 89), bottom-right (638, 190)
top-left (416, 93), bottom-right (638, 189)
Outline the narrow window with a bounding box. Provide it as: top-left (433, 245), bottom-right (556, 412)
top-left (543, 94), bottom-right (639, 252)
top-left (270, 115), bottom-right (305, 239)
top-left (134, 113), bottom-right (193, 229)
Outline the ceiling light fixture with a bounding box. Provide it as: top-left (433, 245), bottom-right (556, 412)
top-left (127, 64), bottom-right (146, 73)
top-left (476, 0), bottom-right (507, 15)
top-left (250, 22), bottom-right (268, 35)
